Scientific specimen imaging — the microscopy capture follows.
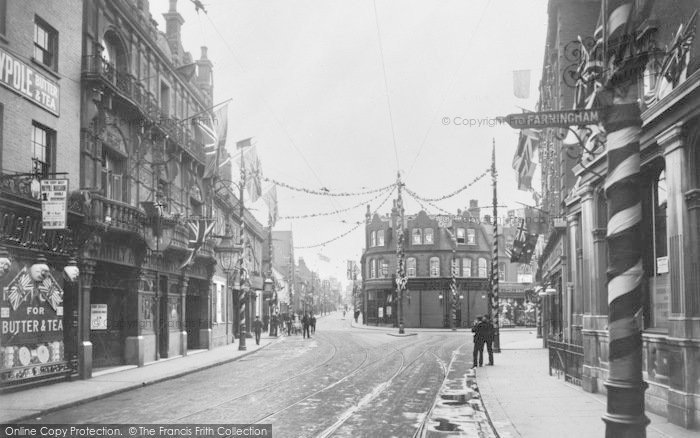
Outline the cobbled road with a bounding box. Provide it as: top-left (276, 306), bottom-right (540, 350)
top-left (30, 314), bottom-right (472, 438)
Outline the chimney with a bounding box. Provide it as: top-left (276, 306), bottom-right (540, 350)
top-left (467, 199), bottom-right (480, 219)
top-left (163, 0), bottom-right (185, 62)
top-left (195, 46), bottom-right (213, 103)
top-left (483, 214), bottom-right (491, 224)
top-left (365, 205), bottom-right (371, 224)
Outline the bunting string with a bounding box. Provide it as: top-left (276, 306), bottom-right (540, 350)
top-left (263, 177), bottom-right (395, 197)
top-left (280, 186), bottom-right (393, 220)
top-left (294, 185), bottom-right (397, 249)
top-left (404, 188), bottom-right (453, 216)
top-left (404, 169), bottom-right (489, 202)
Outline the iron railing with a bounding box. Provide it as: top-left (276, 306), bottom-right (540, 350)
top-left (548, 339), bottom-right (584, 386)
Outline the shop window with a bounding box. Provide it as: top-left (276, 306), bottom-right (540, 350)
top-left (406, 258), bottom-right (416, 277)
top-left (424, 228), bottom-right (434, 244)
top-left (34, 16), bottom-right (58, 71)
top-left (467, 229), bottom-right (476, 245)
top-left (412, 229), bottom-right (422, 245)
top-left (370, 230), bottom-right (376, 247)
top-left (456, 228), bottom-right (466, 244)
top-left (377, 230), bottom-right (384, 246)
top-left (462, 258), bottom-right (472, 277)
top-left (429, 257), bottom-right (440, 277)
top-left (648, 168), bottom-right (669, 329)
top-left (478, 257), bottom-right (488, 278)
top-left (32, 122), bottom-right (54, 177)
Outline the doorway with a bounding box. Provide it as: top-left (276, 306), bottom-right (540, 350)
top-left (158, 276), bottom-right (169, 358)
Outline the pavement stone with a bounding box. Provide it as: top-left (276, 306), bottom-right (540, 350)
top-left (0, 336), bottom-right (280, 424)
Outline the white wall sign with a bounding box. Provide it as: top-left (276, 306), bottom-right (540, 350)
top-left (90, 304), bottom-right (108, 330)
top-left (656, 256), bottom-right (668, 275)
top-left (41, 179), bottom-right (68, 230)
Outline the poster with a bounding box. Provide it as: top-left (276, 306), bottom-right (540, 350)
top-left (40, 179), bottom-right (68, 230)
top-left (90, 304), bottom-right (108, 330)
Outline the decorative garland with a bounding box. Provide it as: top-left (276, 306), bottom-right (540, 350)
top-left (404, 170), bottom-right (489, 202)
top-left (404, 188), bottom-right (454, 216)
top-left (263, 177), bottom-right (395, 197)
top-left (279, 186), bottom-right (393, 220)
top-left (294, 185), bottom-right (396, 249)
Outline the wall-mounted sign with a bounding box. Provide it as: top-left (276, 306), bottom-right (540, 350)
top-left (504, 109), bottom-right (601, 129)
top-left (41, 179), bottom-right (68, 230)
top-left (656, 256), bottom-right (668, 275)
top-left (0, 47), bottom-right (60, 116)
top-left (90, 304), bottom-right (108, 330)
top-left (378, 307), bottom-right (384, 318)
top-left (1, 266), bottom-right (69, 386)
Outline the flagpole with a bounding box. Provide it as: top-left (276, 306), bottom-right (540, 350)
top-left (491, 139), bottom-right (501, 353)
top-left (237, 146), bottom-right (248, 350)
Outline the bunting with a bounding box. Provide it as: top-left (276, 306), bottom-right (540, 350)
top-left (263, 184), bottom-right (278, 226)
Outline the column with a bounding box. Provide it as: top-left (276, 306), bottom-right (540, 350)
top-left (125, 269), bottom-right (146, 366)
top-left (579, 184), bottom-right (600, 393)
top-left (200, 281), bottom-right (213, 349)
top-left (179, 275), bottom-right (189, 356)
top-left (657, 123), bottom-right (696, 427)
top-left (78, 259), bottom-right (96, 379)
top-left (567, 213), bottom-right (582, 344)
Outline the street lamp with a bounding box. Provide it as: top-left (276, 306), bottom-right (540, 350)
top-left (263, 277), bottom-right (277, 336)
top-left (214, 224), bottom-right (243, 349)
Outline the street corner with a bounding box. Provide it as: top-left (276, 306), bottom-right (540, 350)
top-left (386, 332), bottom-right (418, 337)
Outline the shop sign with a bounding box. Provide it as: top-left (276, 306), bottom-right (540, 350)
top-left (1, 266), bottom-right (69, 385)
top-left (90, 304), bottom-right (108, 330)
top-left (378, 307), bottom-right (384, 318)
top-left (0, 47), bottom-right (60, 116)
top-left (504, 109), bottom-right (600, 129)
top-left (656, 256), bottom-right (668, 274)
top-left (40, 179), bottom-right (68, 230)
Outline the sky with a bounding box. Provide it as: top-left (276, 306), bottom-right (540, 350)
top-left (152, 0), bottom-right (548, 286)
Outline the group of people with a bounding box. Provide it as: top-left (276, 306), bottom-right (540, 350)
top-left (471, 314), bottom-right (495, 368)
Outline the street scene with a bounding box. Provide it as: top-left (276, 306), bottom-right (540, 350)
top-left (2, 0), bottom-right (700, 437)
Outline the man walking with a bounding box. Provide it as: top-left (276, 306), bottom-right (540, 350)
top-left (483, 315), bottom-right (494, 366)
top-left (302, 313), bottom-right (311, 339)
top-left (310, 313), bottom-right (317, 334)
top-left (253, 315), bottom-right (263, 345)
top-left (472, 315), bottom-right (492, 368)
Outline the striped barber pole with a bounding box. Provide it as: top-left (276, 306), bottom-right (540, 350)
top-left (490, 140), bottom-right (500, 345)
top-left (450, 258), bottom-right (457, 330)
top-left (601, 0), bottom-right (651, 435)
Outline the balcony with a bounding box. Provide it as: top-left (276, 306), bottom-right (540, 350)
top-left (89, 194), bottom-right (145, 234)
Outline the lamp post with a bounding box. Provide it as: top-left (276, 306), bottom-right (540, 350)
top-left (214, 224), bottom-right (243, 349)
top-left (263, 277), bottom-right (277, 336)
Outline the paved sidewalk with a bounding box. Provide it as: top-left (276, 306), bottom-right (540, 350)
top-left (0, 336), bottom-right (281, 424)
top-left (475, 331), bottom-right (697, 438)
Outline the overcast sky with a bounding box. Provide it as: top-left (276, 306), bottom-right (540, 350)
top-left (153, 0), bottom-right (548, 285)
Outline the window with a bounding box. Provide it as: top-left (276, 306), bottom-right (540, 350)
top-left (31, 122), bottom-right (55, 177)
top-left (462, 258), bottom-right (472, 277)
top-left (380, 261), bottom-right (388, 278)
top-left (424, 228), bottom-right (433, 244)
top-left (456, 228), bottom-right (466, 244)
top-left (406, 258), bottom-right (416, 277)
top-left (451, 259), bottom-right (459, 276)
top-left (377, 230), bottom-right (384, 246)
top-left (652, 170), bottom-right (668, 266)
top-left (370, 231), bottom-right (376, 247)
top-left (429, 257), bottom-right (440, 277)
top-left (478, 258), bottom-right (487, 278)
top-left (412, 228), bottom-right (422, 245)
top-left (160, 81), bottom-right (170, 116)
top-left (648, 168), bottom-right (668, 329)
top-left (467, 229), bottom-right (476, 245)
top-left (34, 16), bottom-right (58, 70)
top-left (101, 149), bottom-right (125, 201)
top-left (0, 0), bottom-right (6, 36)
top-left (498, 262), bottom-right (506, 281)
top-left (370, 259), bottom-right (376, 279)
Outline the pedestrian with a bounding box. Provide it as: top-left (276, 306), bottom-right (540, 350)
top-left (286, 313), bottom-right (292, 336)
top-left (483, 316), bottom-right (495, 366)
top-left (471, 315), bottom-right (492, 368)
top-left (270, 313), bottom-right (277, 336)
top-left (253, 315), bottom-right (263, 345)
top-left (354, 310), bottom-right (360, 323)
top-left (302, 313), bottom-right (311, 339)
top-left (310, 314), bottom-right (316, 334)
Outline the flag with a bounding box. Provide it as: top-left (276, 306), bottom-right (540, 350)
top-left (180, 218), bottom-right (215, 269)
top-left (317, 253), bottom-right (330, 263)
top-left (176, 63), bottom-right (197, 81)
top-left (237, 145), bottom-right (262, 203)
top-left (512, 129), bottom-right (539, 191)
top-left (236, 137), bottom-right (253, 149)
top-left (201, 104), bottom-right (229, 179)
top-left (263, 185), bottom-right (278, 226)
top-left (513, 69), bottom-right (531, 99)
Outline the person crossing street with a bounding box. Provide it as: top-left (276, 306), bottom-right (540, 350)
top-left (253, 315), bottom-right (263, 345)
top-left (472, 315), bottom-right (494, 367)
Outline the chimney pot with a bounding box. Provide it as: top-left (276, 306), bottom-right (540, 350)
top-left (169, 0), bottom-right (177, 12)
top-left (200, 46), bottom-right (208, 60)
top-left (470, 199), bottom-right (478, 208)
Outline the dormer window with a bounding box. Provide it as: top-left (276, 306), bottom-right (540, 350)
top-left (467, 229), bottom-right (476, 245)
top-left (456, 227), bottom-right (465, 244)
top-left (423, 228), bottom-right (433, 244)
top-left (412, 229), bottom-right (422, 245)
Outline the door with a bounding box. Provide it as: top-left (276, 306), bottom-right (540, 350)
top-left (186, 294), bottom-right (200, 349)
top-left (158, 276), bottom-right (169, 358)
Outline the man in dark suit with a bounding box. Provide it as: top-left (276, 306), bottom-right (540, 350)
top-left (253, 315), bottom-right (263, 345)
top-left (472, 315), bottom-right (493, 367)
top-left (302, 313), bottom-right (311, 339)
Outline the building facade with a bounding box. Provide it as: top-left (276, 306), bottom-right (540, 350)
top-left (535, 0), bottom-right (700, 428)
top-left (0, 0), bottom-right (84, 390)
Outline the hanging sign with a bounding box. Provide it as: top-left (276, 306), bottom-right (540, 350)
top-left (504, 109), bottom-right (601, 129)
top-left (0, 47), bottom-right (60, 116)
top-left (41, 179), bottom-right (68, 230)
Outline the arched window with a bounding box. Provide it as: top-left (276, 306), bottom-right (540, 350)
top-left (370, 231), bottom-right (376, 247)
top-left (406, 258), bottom-right (416, 277)
top-left (429, 257), bottom-right (440, 277)
top-left (462, 258), bottom-right (472, 277)
top-left (478, 258), bottom-right (488, 278)
top-left (377, 230), bottom-right (385, 246)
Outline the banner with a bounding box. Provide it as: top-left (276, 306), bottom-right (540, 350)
top-left (0, 47), bottom-right (60, 116)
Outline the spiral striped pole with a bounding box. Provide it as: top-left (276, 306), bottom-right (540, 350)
top-left (601, 0), bottom-right (649, 436)
top-left (491, 140), bottom-right (500, 352)
top-left (450, 234), bottom-right (457, 331)
top-left (396, 172), bottom-right (406, 334)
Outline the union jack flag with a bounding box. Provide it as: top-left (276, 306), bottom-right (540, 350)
top-left (180, 218), bottom-right (216, 269)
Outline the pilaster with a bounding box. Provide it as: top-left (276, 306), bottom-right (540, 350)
top-left (78, 259), bottom-right (96, 379)
top-left (179, 275), bottom-right (189, 356)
